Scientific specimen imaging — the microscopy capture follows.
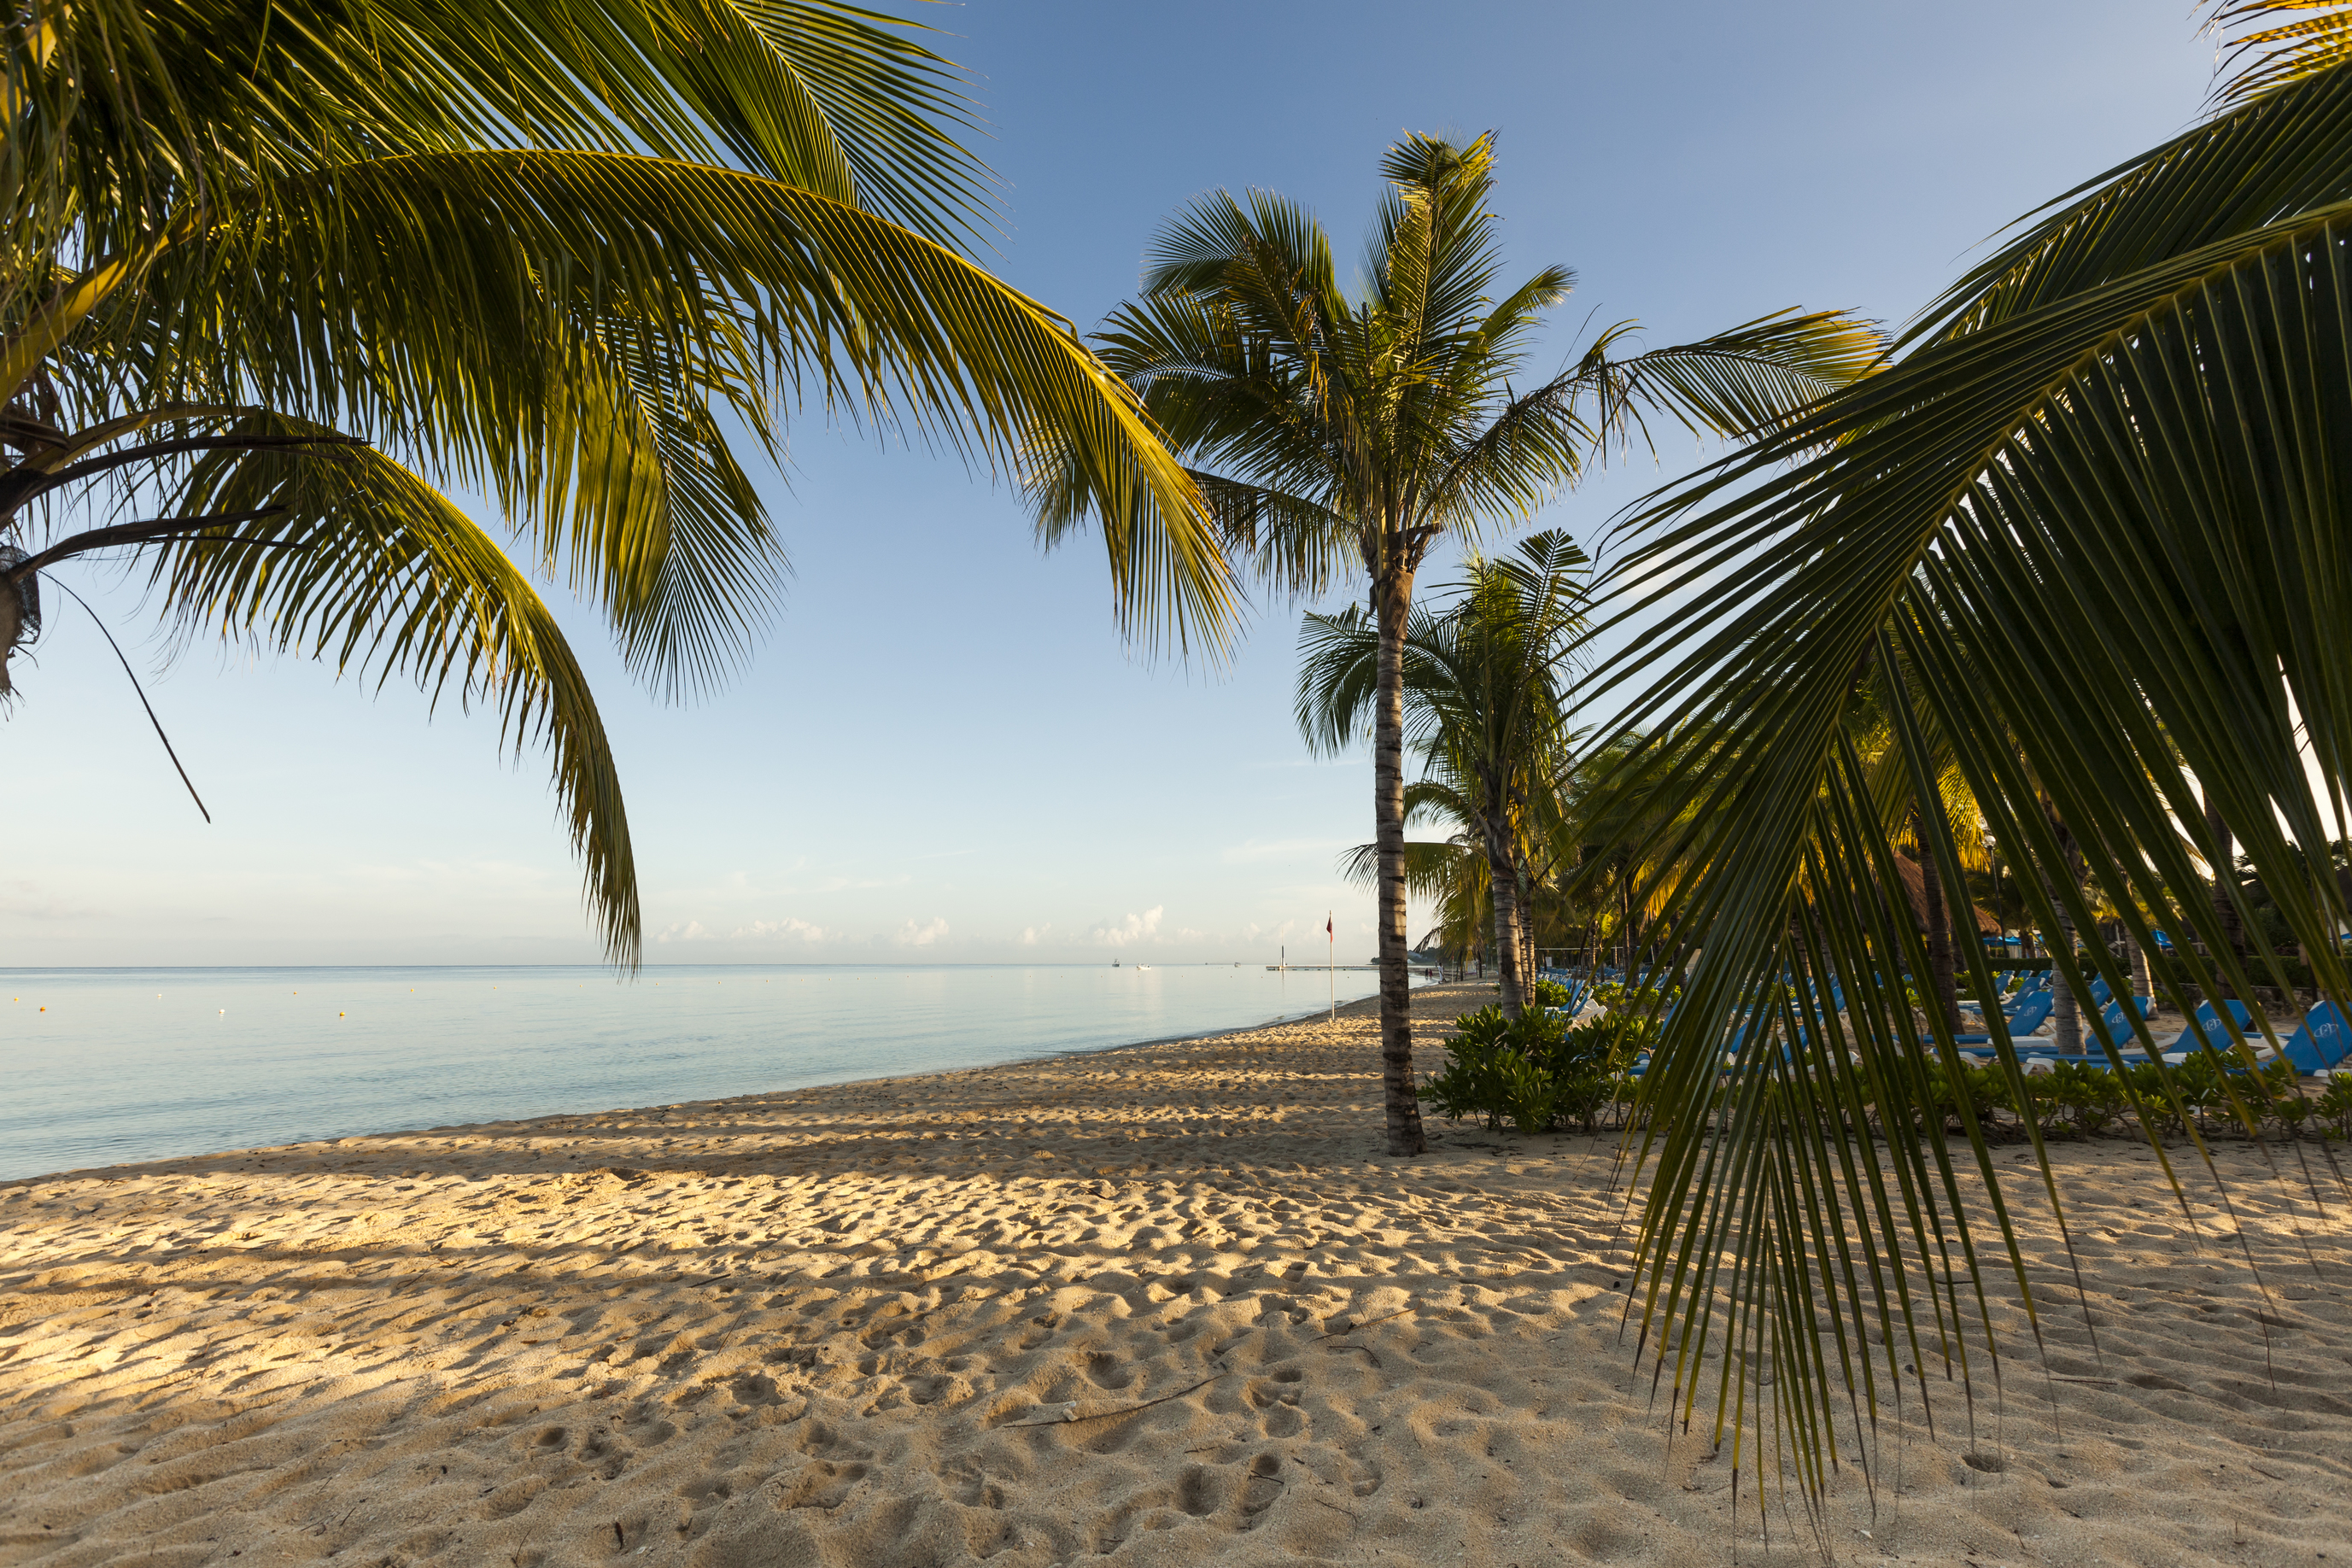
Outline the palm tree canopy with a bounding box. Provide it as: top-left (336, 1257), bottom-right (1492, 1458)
top-left (1295, 529), bottom-right (1590, 762)
top-left (1035, 132), bottom-right (1884, 591)
top-left (2, 0), bottom-right (1230, 966)
top-left (1050, 128), bottom-right (1876, 1151)
top-left (1308, 531), bottom-right (1595, 985)
top-left (1581, 0), bottom-right (2352, 1504)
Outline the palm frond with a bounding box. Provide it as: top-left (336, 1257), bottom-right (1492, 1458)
top-left (2212, 1), bottom-right (2352, 104)
top-left (150, 422), bottom-right (640, 966)
top-left (2, 0), bottom-right (1231, 972)
top-left (1339, 834), bottom-right (1468, 898)
top-left (113, 149), bottom-right (1227, 672)
top-left (1582, 28), bottom-right (2352, 1516)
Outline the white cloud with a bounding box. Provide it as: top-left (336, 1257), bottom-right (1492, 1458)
top-left (1093, 906), bottom-right (1164, 947)
top-left (734, 916), bottom-right (827, 943)
top-left (656, 920), bottom-right (713, 944)
top-left (1020, 921), bottom-right (1053, 946)
top-left (894, 916), bottom-right (950, 947)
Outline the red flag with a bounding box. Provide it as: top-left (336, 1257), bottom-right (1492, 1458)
top-left (1325, 915), bottom-right (1333, 936)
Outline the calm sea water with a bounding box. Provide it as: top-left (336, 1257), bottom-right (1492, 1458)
top-left (0, 964), bottom-right (1395, 1181)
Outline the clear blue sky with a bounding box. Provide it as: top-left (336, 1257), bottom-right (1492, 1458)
top-left (3, 1), bottom-right (2212, 967)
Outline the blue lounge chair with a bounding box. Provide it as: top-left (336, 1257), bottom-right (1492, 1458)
top-left (1949, 991), bottom-right (2055, 1044)
top-left (2159, 999), bottom-right (2258, 1065)
top-left (2144, 998), bottom-right (2261, 1065)
top-left (2131, 1000), bottom-right (2352, 1078)
top-left (1962, 975), bottom-right (2053, 1020)
top-left (2004, 998), bottom-right (2154, 1063)
top-left (1624, 1015), bottom-right (1772, 1079)
top-left (1965, 971), bottom-right (2048, 1009)
top-left (2279, 1001), bottom-right (2352, 1075)
top-left (1958, 995), bottom-right (2144, 1062)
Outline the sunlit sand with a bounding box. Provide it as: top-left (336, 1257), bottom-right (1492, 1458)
top-left (3, 983), bottom-right (2347, 1566)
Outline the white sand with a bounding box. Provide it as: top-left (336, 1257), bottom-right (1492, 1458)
top-left (3, 981), bottom-right (2349, 1567)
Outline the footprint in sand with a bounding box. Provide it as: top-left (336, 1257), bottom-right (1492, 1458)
top-left (778, 1458), bottom-right (866, 1510)
top-left (1237, 1452), bottom-right (1284, 1525)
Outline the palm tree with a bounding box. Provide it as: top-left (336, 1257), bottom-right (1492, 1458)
top-left (1044, 132), bottom-right (1881, 1154)
top-left (1339, 776), bottom-right (1493, 970)
top-left (1298, 529), bottom-right (1589, 1020)
top-left (1582, 0), bottom-right (2352, 1505)
top-left (0, 0), bottom-right (1226, 966)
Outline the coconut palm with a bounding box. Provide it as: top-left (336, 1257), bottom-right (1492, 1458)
top-left (1042, 132), bottom-right (1881, 1153)
top-left (1582, 0), bottom-right (2352, 1508)
top-left (1339, 777), bottom-right (1491, 968)
top-left (0, 0), bottom-right (1225, 966)
top-left (1299, 529), bottom-right (1590, 1019)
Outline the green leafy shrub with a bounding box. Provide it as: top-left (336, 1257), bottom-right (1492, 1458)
top-left (1530, 977), bottom-right (1573, 1010)
top-left (1589, 980), bottom-right (1679, 1017)
top-left (2313, 1076), bottom-right (2352, 1140)
top-left (2123, 1062), bottom-right (2186, 1136)
top-left (1551, 1017), bottom-right (1647, 1132)
top-left (1569, 1009), bottom-right (1659, 1069)
top-left (1420, 1006), bottom-right (1555, 1132)
top-left (1419, 1002), bottom-right (1638, 1134)
top-left (2028, 1060), bottom-right (2128, 1138)
top-left (2151, 954), bottom-right (2317, 990)
top-left (2168, 1052), bottom-right (2250, 1131)
top-left (1932, 1061), bottom-right (2016, 1131)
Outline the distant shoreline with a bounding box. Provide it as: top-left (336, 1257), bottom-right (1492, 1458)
top-left (1, 960), bottom-right (1399, 973)
top-left (3, 966), bottom-right (1441, 1182)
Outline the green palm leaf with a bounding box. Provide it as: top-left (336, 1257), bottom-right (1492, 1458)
top-left (1583, 3), bottom-right (2352, 1514)
top-left (1, 1), bottom-right (1225, 968)
top-left (155, 423), bottom-right (639, 964)
top-left (139, 149), bottom-right (1232, 675)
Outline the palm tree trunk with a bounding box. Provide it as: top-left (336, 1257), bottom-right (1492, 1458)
top-left (1918, 833), bottom-right (1957, 1034)
top-left (1483, 811), bottom-right (1527, 1020)
top-left (1513, 836), bottom-right (1537, 990)
top-left (1373, 562), bottom-right (1427, 1157)
top-left (2206, 793), bottom-right (2240, 999)
top-left (2051, 905), bottom-right (2081, 1053)
top-left (2049, 819), bottom-right (2086, 1055)
top-left (0, 581), bottom-right (18, 698)
top-left (1519, 859), bottom-right (1540, 992)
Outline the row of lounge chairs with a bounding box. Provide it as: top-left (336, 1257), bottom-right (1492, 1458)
top-left (1952, 998), bottom-right (2352, 1075)
top-left (1539, 966), bottom-right (2352, 1082)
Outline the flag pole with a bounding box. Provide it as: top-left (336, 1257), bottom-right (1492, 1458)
top-left (1327, 910), bottom-right (1335, 1022)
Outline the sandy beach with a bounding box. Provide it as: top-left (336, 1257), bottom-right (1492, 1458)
top-left (4, 981), bottom-right (2349, 1567)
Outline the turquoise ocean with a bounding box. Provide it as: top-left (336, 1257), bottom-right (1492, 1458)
top-left (0, 963), bottom-right (1394, 1181)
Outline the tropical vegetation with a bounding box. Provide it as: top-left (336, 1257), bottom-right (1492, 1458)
top-left (1297, 529), bottom-right (1590, 1021)
top-left (1416, 984), bottom-right (2349, 1147)
top-left (1054, 132), bottom-right (1881, 1154)
top-left (1573, 0), bottom-right (2352, 1511)
top-left (0, 0), bottom-right (1224, 965)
